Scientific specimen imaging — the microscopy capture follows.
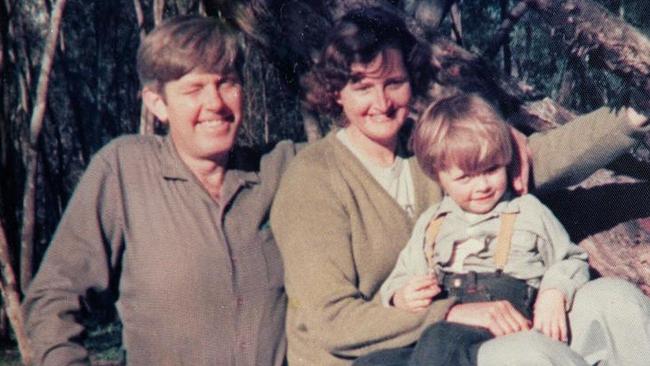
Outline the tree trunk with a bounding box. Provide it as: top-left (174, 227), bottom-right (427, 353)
top-left (20, 0), bottom-right (68, 292)
top-left (0, 222), bottom-right (32, 365)
top-left (134, 0), bottom-right (156, 135)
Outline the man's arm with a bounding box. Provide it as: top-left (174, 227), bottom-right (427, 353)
top-left (23, 153), bottom-right (124, 366)
top-left (529, 107), bottom-right (649, 192)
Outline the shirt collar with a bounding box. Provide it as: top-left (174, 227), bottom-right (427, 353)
top-left (159, 134), bottom-right (260, 185)
top-left (433, 190), bottom-right (520, 220)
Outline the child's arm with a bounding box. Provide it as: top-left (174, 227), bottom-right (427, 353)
top-left (534, 196), bottom-right (589, 308)
top-left (531, 196), bottom-right (590, 341)
top-left (379, 207), bottom-right (441, 308)
top-left (533, 288), bottom-right (568, 342)
top-left (392, 274), bottom-right (441, 312)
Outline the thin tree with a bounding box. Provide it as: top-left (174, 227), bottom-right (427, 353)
top-left (20, 0), bottom-right (68, 292)
top-left (0, 222), bottom-right (32, 364)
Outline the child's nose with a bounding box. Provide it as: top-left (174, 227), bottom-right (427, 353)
top-left (475, 175), bottom-right (490, 191)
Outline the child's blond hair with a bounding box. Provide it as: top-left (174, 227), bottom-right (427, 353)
top-left (413, 94), bottom-right (513, 180)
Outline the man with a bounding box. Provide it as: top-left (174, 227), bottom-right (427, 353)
top-left (23, 15), bottom-right (295, 365)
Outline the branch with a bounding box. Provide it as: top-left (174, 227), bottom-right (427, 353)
top-left (484, 0), bottom-right (531, 59)
top-left (21, 0), bottom-right (67, 291)
top-left (528, 0), bottom-right (650, 112)
top-left (154, 0), bottom-right (164, 25)
top-left (0, 222), bottom-right (32, 364)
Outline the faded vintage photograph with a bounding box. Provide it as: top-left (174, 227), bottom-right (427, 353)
top-left (1, 1), bottom-right (649, 365)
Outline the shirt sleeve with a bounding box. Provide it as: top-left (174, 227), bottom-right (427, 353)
top-left (529, 107), bottom-right (648, 192)
top-left (22, 153), bottom-right (125, 366)
top-left (271, 158), bottom-right (455, 359)
top-left (380, 208), bottom-right (437, 307)
top-left (533, 197), bottom-right (589, 310)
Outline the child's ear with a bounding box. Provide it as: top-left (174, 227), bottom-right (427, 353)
top-left (142, 86), bottom-right (169, 123)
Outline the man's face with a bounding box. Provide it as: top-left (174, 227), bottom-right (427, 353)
top-left (437, 164), bottom-right (508, 214)
top-left (147, 70), bottom-right (243, 163)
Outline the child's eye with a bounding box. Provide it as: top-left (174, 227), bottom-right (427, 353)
top-left (485, 165), bottom-right (503, 174)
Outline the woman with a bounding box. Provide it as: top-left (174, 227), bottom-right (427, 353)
top-left (271, 7), bottom-right (650, 366)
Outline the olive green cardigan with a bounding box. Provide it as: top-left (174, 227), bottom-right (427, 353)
top-left (270, 107), bottom-right (643, 366)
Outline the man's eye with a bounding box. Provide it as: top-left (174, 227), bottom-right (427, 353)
top-left (182, 87), bottom-right (202, 95)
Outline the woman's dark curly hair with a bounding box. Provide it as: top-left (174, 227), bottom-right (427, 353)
top-left (301, 7), bottom-right (431, 123)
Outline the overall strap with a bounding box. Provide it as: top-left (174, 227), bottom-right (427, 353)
top-left (494, 212), bottom-right (517, 271)
top-left (424, 214), bottom-right (446, 269)
top-left (423, 211), bottom-right (518, 271)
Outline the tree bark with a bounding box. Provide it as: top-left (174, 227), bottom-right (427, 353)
top-left (528, 0), bottom-right (650, 111)
top-left (1, 222), bottom-right (32, 365)
top-left (134, 0), bottom-right (156, 135)
top-left (20, 0), bottom-right (68, 292)
top-left (485, 0), bottom-right (530, 59)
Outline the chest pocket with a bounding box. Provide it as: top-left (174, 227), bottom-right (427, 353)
top-left (259, 228), bottom-right (284, 289)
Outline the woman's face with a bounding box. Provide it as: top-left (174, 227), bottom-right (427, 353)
top-left (336, 47), bottom-right (412, 150)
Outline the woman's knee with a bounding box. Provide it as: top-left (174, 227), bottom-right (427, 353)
top-left (477, 331), bottom-right (588, 366)
top-left (572, 277), bottom-right (650, 315)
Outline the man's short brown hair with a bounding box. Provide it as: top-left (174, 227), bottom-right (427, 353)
top-left (413, 94), bottom-right (513, 181)
top-left (137, 15), bottom-right (243, 93)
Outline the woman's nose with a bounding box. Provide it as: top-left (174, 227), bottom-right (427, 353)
top-left (372, 87), bottom-right (391, 112)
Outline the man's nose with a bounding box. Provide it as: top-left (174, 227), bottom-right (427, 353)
top-left (202, 84), bottom-right (225, 110)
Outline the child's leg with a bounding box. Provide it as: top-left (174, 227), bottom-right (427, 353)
top-left (409, 321), bottom-right (492, 366)
top-left (567, 277), bottom-right (650, 366)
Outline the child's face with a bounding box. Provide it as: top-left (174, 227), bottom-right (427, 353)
top-left (437, 164), bottom-right (508, 214)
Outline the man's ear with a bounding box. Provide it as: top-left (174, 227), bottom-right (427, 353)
top-left (142, 86), bottom-right (169, 122)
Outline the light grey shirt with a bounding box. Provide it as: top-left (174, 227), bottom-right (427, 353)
top-left (380, 193), bottom-right (589, 310)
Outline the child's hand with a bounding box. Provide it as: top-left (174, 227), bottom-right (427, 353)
top-left (533, 288), bottom-right (568, 342)
top-left (392, 274), bottom-right (441, 313)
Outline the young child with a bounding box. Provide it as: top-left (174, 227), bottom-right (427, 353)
top-left (379, 94), bottom-right (590, 366)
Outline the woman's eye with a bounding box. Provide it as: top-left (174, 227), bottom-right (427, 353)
top-left (351, 83), bottom-right (372, 92)
top-left (387, 79), bottom-right (407, 88)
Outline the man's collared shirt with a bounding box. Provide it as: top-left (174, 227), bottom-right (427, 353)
top-left (24, 135), bottom-right (296, 366)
